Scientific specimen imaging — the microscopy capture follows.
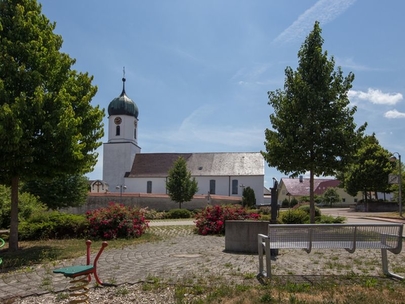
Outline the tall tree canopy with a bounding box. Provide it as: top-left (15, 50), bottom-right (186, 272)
top-left (0, 0), bottom-right (104, 250)
top-left (262, 21), bottom-right (366, 223)
top-left (166, 157), bottom-right (198, 209)
top-left (21, 174), bottom-right (89, 210)
top-left (338, 134), bottom-right (395, 202)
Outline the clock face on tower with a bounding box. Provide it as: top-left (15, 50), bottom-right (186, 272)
top-left (114, 117), bottom-right (122, 125)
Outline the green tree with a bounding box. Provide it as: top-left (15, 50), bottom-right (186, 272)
top-left (0, 184), bottom-right (46, 229)
top-left (323, 187), bottom-right (340, 207)
top-left (242, 186), bottom-right (256, 208)
top-left (262, 21), bottom-right (366, 223)
top-left (0, 0), bottom-right (104, 250)
top-left (21, 174), bottom-right (89, 210)
top-left (389, 160), bottom-right (404, 206)
top-left (338, 134), bottom-right (394, 203)
top-left (166, 156), bottom-right (198, 209)
top-left (290, 197), bottom-right (298, 208)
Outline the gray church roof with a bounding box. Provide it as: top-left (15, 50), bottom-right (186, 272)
top-left (127, 152), bottom-right (264, 178)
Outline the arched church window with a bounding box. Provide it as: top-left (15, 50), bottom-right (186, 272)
top-left (116, 125), bottom-right (120, 136)
top-left (209, 180), bottom-right (216, 195)
top-left (232, 179), bottom-right (238, 194)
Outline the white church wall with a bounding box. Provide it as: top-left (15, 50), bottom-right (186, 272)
top-left (103, 142), bottom-right (137, 192)
top-left (123, 175), bottom-right (264, 205)
top-left (108, 115), bottom-right (138, 144)
top-left (125, 177), bottom-right (167, 194)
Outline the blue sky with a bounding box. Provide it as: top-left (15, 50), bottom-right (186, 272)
top-left (38, 0), bottom-right (405, 189)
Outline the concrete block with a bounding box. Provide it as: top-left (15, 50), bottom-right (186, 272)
top-left (224, 220), bottom-right (270, 254)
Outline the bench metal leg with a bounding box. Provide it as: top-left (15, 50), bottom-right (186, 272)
top-left (257, 235), bottom-right (271, 282)
top-left (381, 249), bottom-right (404, 280)
top-left (258, 237), bottom-right (264, 276)
top-left (265, 237), bottom-right (271, 278)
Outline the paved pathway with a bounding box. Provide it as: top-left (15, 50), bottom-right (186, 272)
top-left (1, 213), bottom-right (404, 302)
top-left (0, 226), bottom-right (259, 302)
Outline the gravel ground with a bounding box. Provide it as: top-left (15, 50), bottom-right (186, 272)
top-left (14, 284), bottom-right (178, 304)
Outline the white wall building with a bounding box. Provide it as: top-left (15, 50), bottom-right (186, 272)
top-left (101, 77), bottom-right (265, 204)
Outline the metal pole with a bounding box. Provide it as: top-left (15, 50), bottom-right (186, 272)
top-left (116, 185), bottom-right (126, 202)
top-left (391, 153), bottom-right (402, 217)
top-left (399, 154), bottom-right (402, 217)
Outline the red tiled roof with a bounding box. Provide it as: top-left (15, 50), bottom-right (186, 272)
top-left (281, 177), bottom-right (340, 196)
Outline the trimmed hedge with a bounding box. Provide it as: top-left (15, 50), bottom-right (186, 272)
top-left (166, 208), bottom-right (192, 219)
top-left (19, 211), bottom-right (88, 240)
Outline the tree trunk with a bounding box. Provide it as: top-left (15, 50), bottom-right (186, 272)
top-left (9, 176), bottom-right (19, 252)
top-left (309, 171), bottom-right (315, 223)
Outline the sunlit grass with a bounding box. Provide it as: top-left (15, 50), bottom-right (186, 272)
top-left (0, 231), bottom-right (161, 270)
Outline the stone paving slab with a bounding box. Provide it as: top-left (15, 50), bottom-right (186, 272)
top-left (1, 223), bottom-right (404, 302)
top-left (0, 227), bottom-right (258, 302)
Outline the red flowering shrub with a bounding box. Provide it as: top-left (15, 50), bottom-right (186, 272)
top-left (194, 205), bottom-right (260, 235)
top-left (86, 202), bottom-right (149, 240)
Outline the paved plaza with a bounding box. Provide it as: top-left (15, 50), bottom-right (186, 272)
top-left (0, 214), bottom-right (404, 302)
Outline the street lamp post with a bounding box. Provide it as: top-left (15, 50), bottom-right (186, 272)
top-left (390, 153), bottom-right (402, 217)
top-left (116, 185), bottom-right (127, 200)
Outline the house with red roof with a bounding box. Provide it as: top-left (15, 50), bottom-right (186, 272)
top-left (278, 176), bottom-right (363, 206)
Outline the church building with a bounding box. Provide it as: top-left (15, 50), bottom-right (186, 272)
top-left (99, 77), bottom-right (265, 205)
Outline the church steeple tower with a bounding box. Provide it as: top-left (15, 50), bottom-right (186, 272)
top-left (103, 71), bottom-right (141, 191)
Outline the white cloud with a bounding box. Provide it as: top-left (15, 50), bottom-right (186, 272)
top-left (384, 110), bottom-right (405, 119)
top-left (349, 88), bottom-right (403, 105)
top-left (274, 0), bottom-right (357, 44)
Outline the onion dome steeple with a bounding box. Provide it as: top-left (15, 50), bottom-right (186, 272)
top-left (108, 73), bottom-right (139, 118)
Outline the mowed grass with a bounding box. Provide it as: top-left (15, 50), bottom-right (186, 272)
top-left (111, 272), bottom-right (405, 303)
top-left (0, 224), bottom-right (196, 270)
top-left (0, 230), bottom-right (162, 270)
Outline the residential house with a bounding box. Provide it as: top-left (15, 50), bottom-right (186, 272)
top-left (278, 176), bottom-right (363, 206)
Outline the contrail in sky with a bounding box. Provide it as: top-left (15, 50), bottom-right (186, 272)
top-left (274, 0), bottom-right (357, 44)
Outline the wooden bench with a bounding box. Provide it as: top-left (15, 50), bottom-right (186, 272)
top-left (258, 223), bottom-right (404, 280)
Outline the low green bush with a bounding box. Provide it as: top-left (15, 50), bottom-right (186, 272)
top-left (257, 207), bottom-right (271, 215)
top-left (281, 199), bottom-right (290, 208)
top-left (143, 209), bottom-right (167, 220)
top-left (280, 209), bottom-right (309, 224)
top-left (259, 214), bottom-right (271, 221)
top-left (166, 208), bottom-right (192, 219)
top-left (19, 211), bottom-right (88, 240)
top-left (290, 198), bottom-right (299, 207)
top-left (297, 205), bottom-right (321, 217)
top-left (0, 185), bottom-right (46, 229)
top-left (317, 215), bottom-right (346, 223)
top-left (280, 208), bottom-right (345, 224)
